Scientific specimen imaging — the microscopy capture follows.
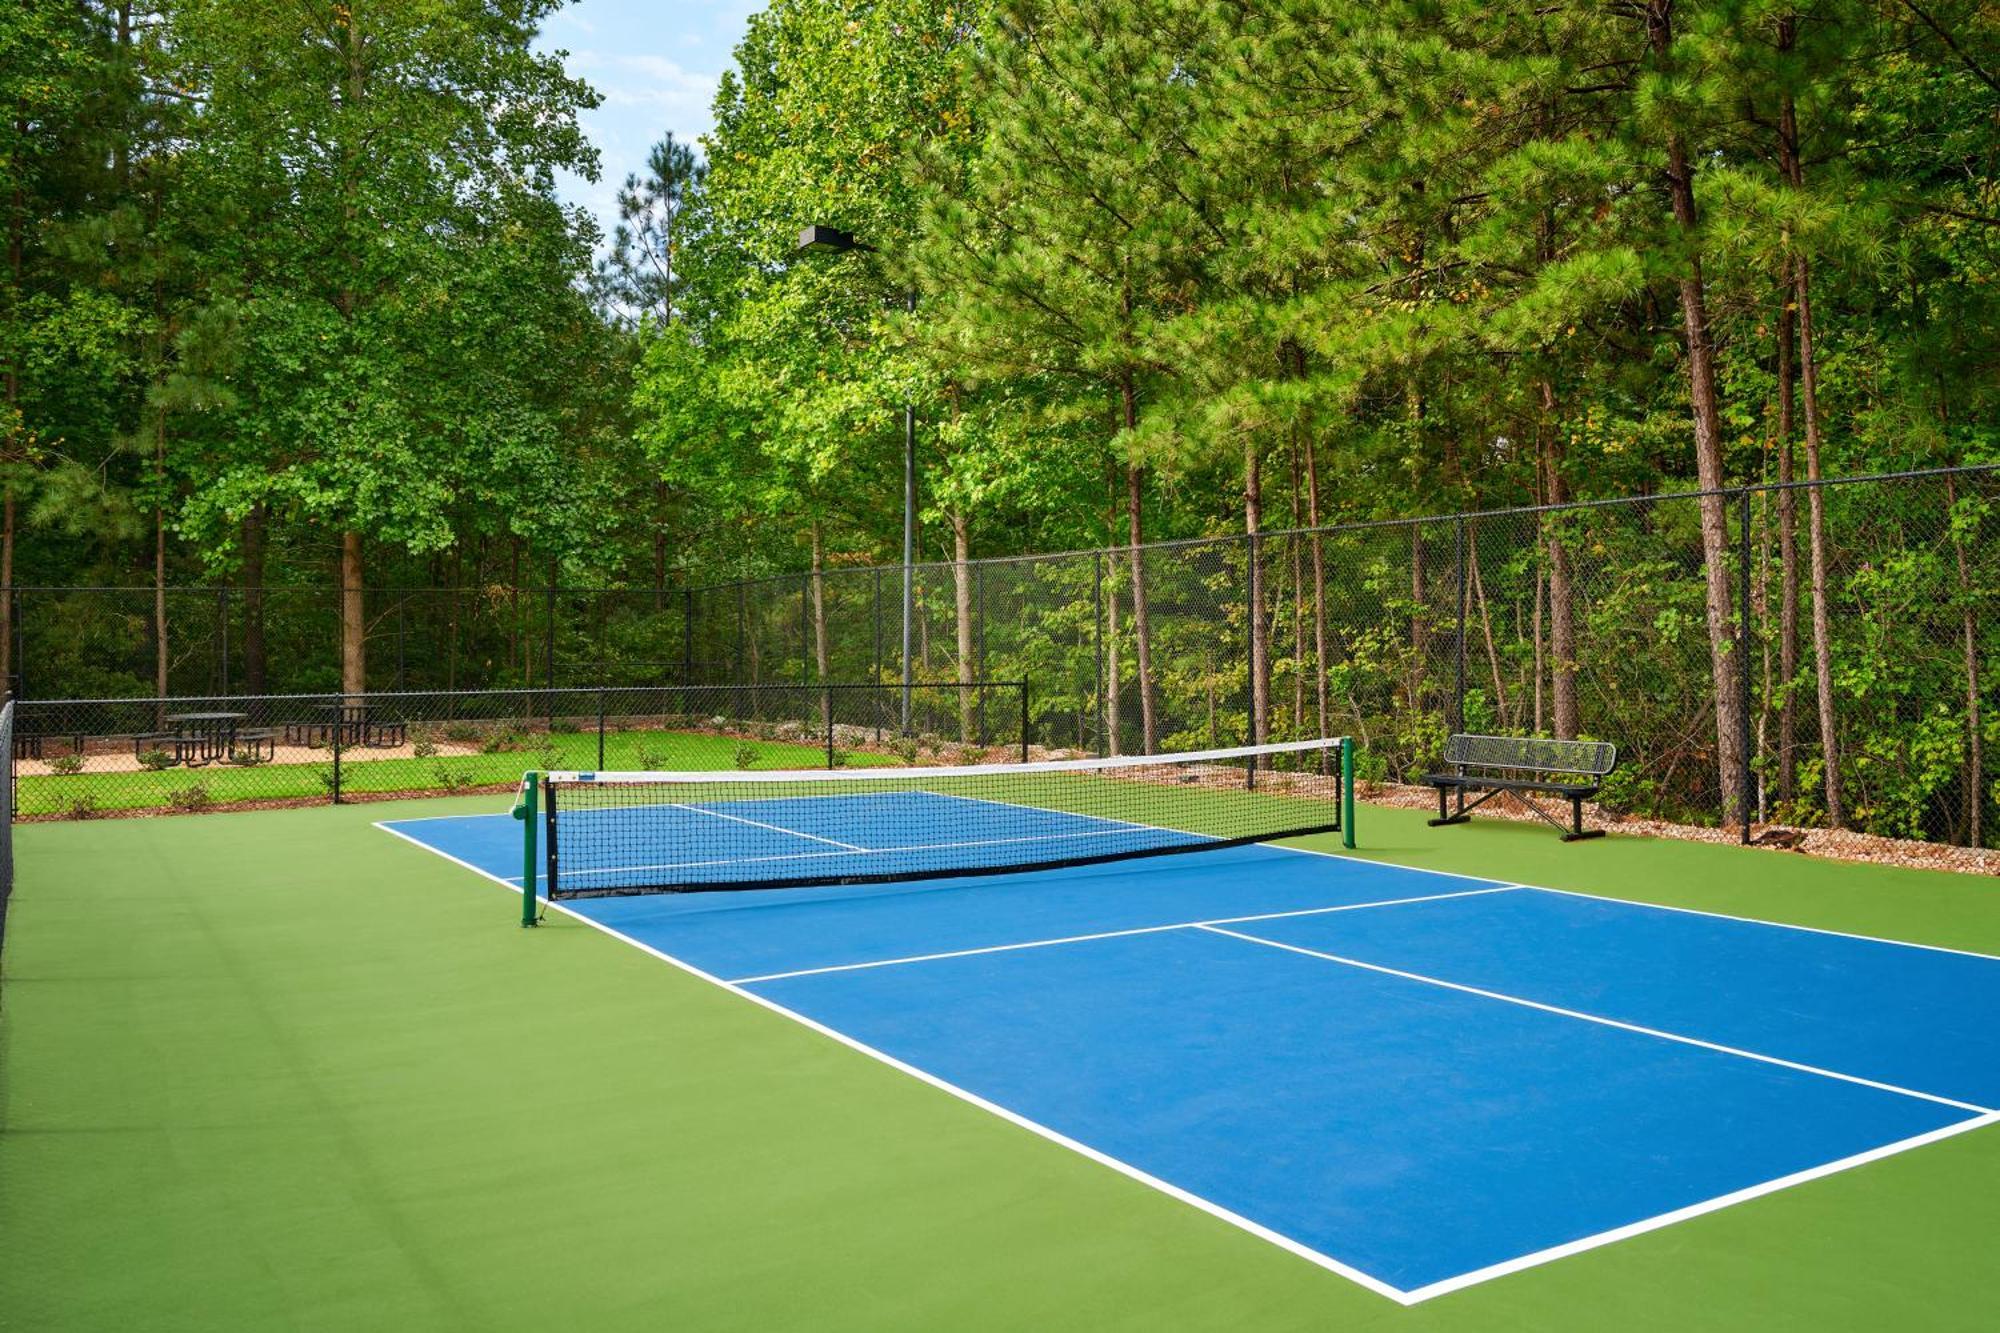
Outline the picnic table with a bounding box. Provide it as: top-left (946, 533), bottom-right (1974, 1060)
top-left (283, 702), bottom-right (408, 750)
top-left (135, 711), bottom-right (274, 767)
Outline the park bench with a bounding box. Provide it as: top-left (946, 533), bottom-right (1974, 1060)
top-left (1425, 734), bottom-right (1619, 842)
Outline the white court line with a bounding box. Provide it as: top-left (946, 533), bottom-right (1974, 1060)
top-left (667, 801), bottom-right (868, 850)
top-left (1195, 924), bottom-right (1995, 1115)
top-left (1247, 843), bottom-right (2000, 965)
top-left (369, 817), bottom-right (1415, 1305)
top-left (727, 885), bottom-right (1522, 984)
top-left (1522, 882), bottom-right (2000, 965)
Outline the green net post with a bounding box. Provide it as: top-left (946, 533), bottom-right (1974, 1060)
top-left (512, 772), bottom-right (539, 927)
top-left (1341, 740), bottom-right (1356, 849)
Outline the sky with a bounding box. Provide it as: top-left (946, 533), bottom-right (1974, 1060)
top-left (534, 0), bottom-right (765, 253)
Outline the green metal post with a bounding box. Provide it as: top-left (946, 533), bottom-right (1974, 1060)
top-left (514, 772), bottom-right (539, 927)
top-left (1341, 739), bottom-right (1356, 849)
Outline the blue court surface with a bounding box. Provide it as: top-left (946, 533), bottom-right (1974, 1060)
top-left (380, 801), bottom-right (2000, 1304)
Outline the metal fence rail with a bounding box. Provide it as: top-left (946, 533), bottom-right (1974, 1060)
top-left (10, 682), bottom-right (1029, 820)
top-left (7, 464), bottom-right (1996, 846)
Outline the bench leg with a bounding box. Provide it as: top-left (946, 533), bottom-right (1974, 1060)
top-left (1561, 794), bottom-right (1605, 842)
top-left (1429, 784), bottom-right (1466, 827)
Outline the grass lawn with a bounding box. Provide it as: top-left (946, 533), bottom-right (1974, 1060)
top-left (15, 728), bottom-right (897, 817)
top-left (2, 798), bottom-right (1997, 1329)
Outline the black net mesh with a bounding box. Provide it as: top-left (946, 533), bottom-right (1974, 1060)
top-left (541, 737), bottom-right (1349, 898)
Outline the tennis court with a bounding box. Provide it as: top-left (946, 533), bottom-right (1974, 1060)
top-left (379, 746), bottom-right (2000, 1306)
top-left (7, 745), bottom-right (2000, 1329)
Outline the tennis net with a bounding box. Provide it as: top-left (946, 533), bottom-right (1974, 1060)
top-left (528, 737), bottom-right (1353, 901)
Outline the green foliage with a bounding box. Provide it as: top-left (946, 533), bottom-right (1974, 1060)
top-left (48, 753), bottom-right (85, 776)
top-left (431, 763), bottom-right (476, 793)
top-left (136, 749), bottom-right (176, 772)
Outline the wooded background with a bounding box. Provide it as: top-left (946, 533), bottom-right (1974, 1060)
top-left (3, 1), bottom-right (1996, 841)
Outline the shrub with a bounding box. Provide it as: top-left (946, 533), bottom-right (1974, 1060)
top-left (136, 748), bottom-right (177, 771)
top-left (64, 794), bottom-right (100, 820)
top-left (314, 765), bottom-right (339, 793)
top-left (481, 728), bottom-right (526, 755)
top-left (829, 747), bottom-right (851, 769)
top-left (638, 747), bottom-right (672, 770)
top-left (412, 738), bottom-right (439, 759)
top-left (733, 742), bottom-right (758, 770)
top-left (166, 785), bottom-right (214, 813)
top-left (48, 753), bottom-right (84, 776)
top-left (226, 747), bottom-right (269, 766)
top-left (443, 722), bottom-right (480, 743)
top-left (891, 737), bottom-right (920, 765)
top-left (536, 745), bottom-right (563, 771)
top-left (432, 763), bottom-right (476, 792)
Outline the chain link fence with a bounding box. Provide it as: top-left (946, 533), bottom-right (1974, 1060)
top-left (9, 683), bottom-right (1028, 821)
top-left (7, 465), bottom-right (1994, 846)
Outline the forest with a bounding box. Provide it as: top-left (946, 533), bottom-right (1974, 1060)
top-left (3, 0), bottom-right (1996, 842)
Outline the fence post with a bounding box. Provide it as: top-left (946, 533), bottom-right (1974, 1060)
top-left (824, 684), bottom-right (835, 768)
top-left (544, 572), bottom-right (557, 727)
top-left (1093, 551), bottom-right (1106, 757)
top-left (976, 564), bottom-right (987, 743)
top-left (597, 687), bottom-right (606, 771)
top-left (331, 695), bottom-right (343, 804)
top-left (218, 587), bottom-right (230, 695)
top-left (681, 586), bottom-right (694, 686)
top-left (9, 588), bottom-right (21, 700)
top-left (1020, 679), bottom-right (1030, 763)
top-left (1454, 516), bottom-right (1469, 734)
top-left (1738, 488), bottom-right (1755, 842)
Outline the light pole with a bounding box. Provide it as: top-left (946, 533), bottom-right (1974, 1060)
top-left (797, 224), bottom-right (916, 735)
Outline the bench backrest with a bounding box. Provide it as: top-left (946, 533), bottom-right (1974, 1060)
top-left (1443, 733), bottom-right (1617, 777)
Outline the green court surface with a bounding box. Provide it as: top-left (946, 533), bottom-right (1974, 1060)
top-left (3, 800), bottom-right (1998, 1330)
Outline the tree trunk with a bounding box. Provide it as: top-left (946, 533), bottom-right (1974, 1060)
top-left (1945, 473), bottom-right (1983, 848)
top-left (1104, 465), bottom-right (1121, 755)
top-left (1776, 287), bottom-right (1799, 805)
top-left (242, 504), bottom-right (268, 693)
top-left (340, 530), bottom-right (366, 695)
top-left (1776, 23), bottom-right (1840, 828)
top-left (1651, 0), bottom-right (1746, 826)
top-left (811, 517), bottom-right (831, 741)
top-left (1532, 561), bottom-right (1545, 733)
top-left (1126, 464), bottom-right (1158, 753)
top-left (154, 411), bottom-right (169, 699)
top-left (1540, 382), bottom-right (1579, 738)
top-left (952, 510), bottom-right (974, 745)
top-left (0, 486), bottom-right (11, 701)
top-left (1409, 524), bottom-right (1427, 713)
top-left (1245, 438), bottom-right (1269, 746)
top-left (653, 480), bottom-right (668, 611)
top-left (154, 506), bottom-right (169, 698)
top-left (1289, 442), bottom-right (1307, 736)
top-left (1792, 266), bottom-right (1842, 827)
top-left (3, 121), bottom-right (21, 701)
top-left (1468, 526), bottom-right (1508, 723)
top-left (1303, 433), bottom-right (1331, 753)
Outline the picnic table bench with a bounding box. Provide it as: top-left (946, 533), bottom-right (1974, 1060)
top-left (131, 712), bottom-right (274, 768)
top-left (1425, 733), bottom-right (1619, 842)
top-left (283, 702), bottom-right (407, 749)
